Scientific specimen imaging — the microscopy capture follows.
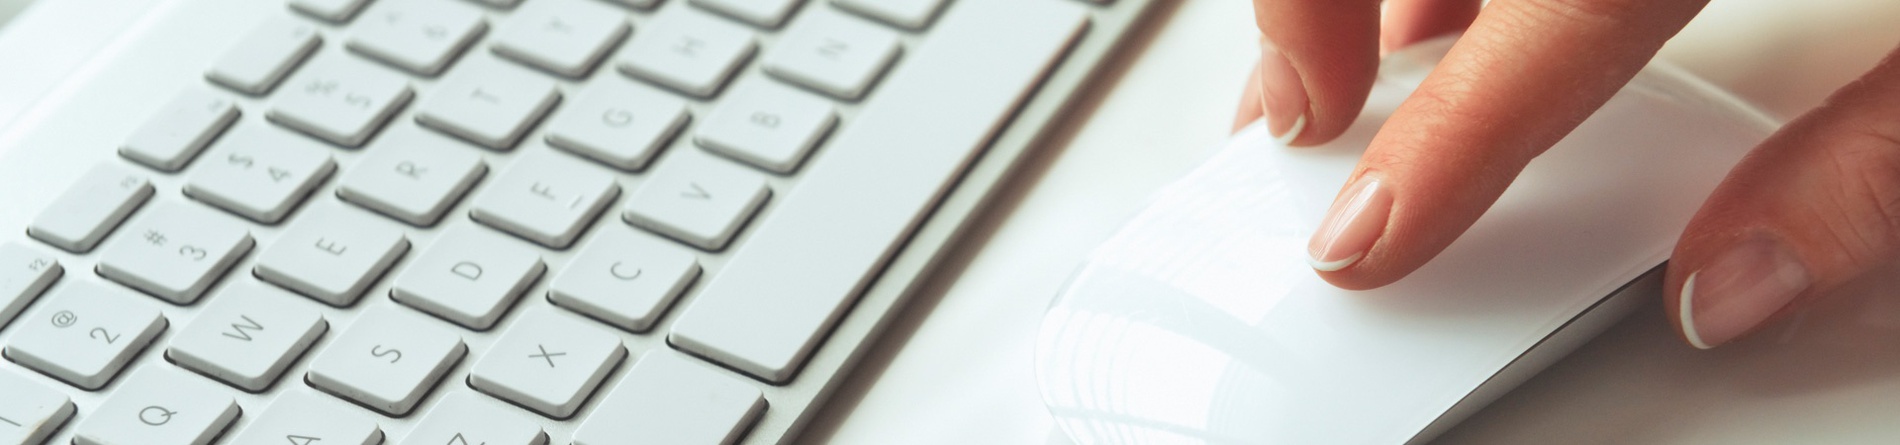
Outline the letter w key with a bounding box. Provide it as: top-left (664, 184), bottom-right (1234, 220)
top-left (166, 281), bottom-right (329, 391)
top-left (222, 315), bottom-right (264, 341)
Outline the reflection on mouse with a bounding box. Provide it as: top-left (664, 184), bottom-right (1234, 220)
top-left (1033, 37), bottom-right (1776, 444)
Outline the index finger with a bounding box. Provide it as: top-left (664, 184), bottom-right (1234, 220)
top-left (1307, 0), bottom-right (1712, 288)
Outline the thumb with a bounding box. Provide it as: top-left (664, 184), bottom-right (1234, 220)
top-left (1669, 45), bottom-right (1900, 349)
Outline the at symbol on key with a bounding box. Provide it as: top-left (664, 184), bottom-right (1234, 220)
top-left (530, 344), bottom-right (566, 368)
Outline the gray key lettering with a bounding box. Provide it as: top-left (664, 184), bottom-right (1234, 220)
top-left (529, 182), bottom-right (558, 201)
top-left (90, 327), bottom-right (120, 344)
top-left (818, 39), bottom-right (850, 60)
top-left (601, 108), bottom-right (633, 128)
top-left (470, 87), bottom-right (499, 104)
top-left (682, 182), bottom-right (711, 200)
top-left (673, 36), bottom-right (704, 57)
top-left (529, 344), bottom-right (565, 368)
top-left (221, 315), bottom-right (264, 341)
top-left (396, 161), bottom-right (428, 179)
top-left (749, 112), bottom-right (780, 129)
top-left (452, 261), bottom-right (483, 280)
top-left (315, 238), bottom-right (348, 256)
top-left (370, 345), bottom-right (402, 363)
top-left (179, 245), bottom-right (207, 261)
top-left (138, 406), bottom-right (175, 426)
top-left (287, 435), bottom-right (321, 445)
top-left (609, 261), bottom-right (642, 280)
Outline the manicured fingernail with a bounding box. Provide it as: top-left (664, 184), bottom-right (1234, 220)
top-left (1679, 236), bottom-right (1810, 349)
top-left (1259, 40), bottom-right (1309, 144)
top-left (1308, 174), bottom-right (1391, 272)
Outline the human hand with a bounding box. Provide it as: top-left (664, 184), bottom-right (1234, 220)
top-left (1234, 0), bottom-right (1900, 349)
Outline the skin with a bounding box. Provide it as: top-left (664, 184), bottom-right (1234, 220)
top-left (1236, 0), bottom-right (1900, 349)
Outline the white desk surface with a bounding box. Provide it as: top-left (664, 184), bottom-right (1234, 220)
top-left (800, 0), bottom-right (1900, 443)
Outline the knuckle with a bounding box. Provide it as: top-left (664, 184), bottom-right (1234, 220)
top-left (1820, 124), bottom-right (1900, 260)
top-left (1507, 0), bottom-right (1649, 27)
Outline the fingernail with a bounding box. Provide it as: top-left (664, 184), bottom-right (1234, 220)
top-left (1679, 236), bottom-right (1811, 349)
top-left (1259, 40), bottom-right (1309, 145)
top-left (1308, 174), bottom-right (1391, 272)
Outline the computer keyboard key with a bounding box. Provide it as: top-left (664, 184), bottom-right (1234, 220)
top-left (622, 153), bottom-right (769, 250)
top-left (695, 80), bottom-right (835, 173)
top-left (96, 202), bottom-right (255, 304)
top-left (391, 226), bottom-right (545, 330)
top-left (406, 392), bottom-right (549, 444)
top-left (291, 0), bottom-right (375, 22)
top-left (546, 79), bottom-right (689, 171)
top-left (255, 206), bottom-right (410, 305)
top-left (470, 153), bottom-right (619, 249)
top-left (306, 308), bottom-right (467, 416)
top-left (3, 280), bottom-right (167, 390)
top-left (469, 308), bottom-right (625, 418)
top-left (670, 0), bottom-right (1086, 383)
top-left (762, 10), bottom-right (900, 100)
top-left (346, 0), bottom-right (487, 75)
top-left (415, 63), bottom-right (562, 150)
top-left (572, 351), bottom-right (764, 445)
top-left (833, 0), bottom-right (946, 29)
top-left (27, 163), bottom-right (153, 253)
top-left (206, 16), bottom-right (322, 95)
top-left (184, 124), bottom-right (338, 223)
top-left (548, 228), bottom-right (698, 332)
top-left (227, 391), bottom-right (384, 445)
top-left (270, 58), bottom-right (414, 147)
top-left (166, 281), bottom-right (328, 392)
top-left (336, 128), bottom-right (487, 226)
top-left (119, 88), bottom-right (240, 171)
top-left (72, 366), bottom-right (240, 445)
top-left (0, 242), bottom-right (62, 330)
top-left (469, 0), bottom-right (525, 8)
top-left (690, 0), bottom-right (803, 28)
top-left (0, 369), bottom-right (75, 445)
top-left (491, 0), bottom-right (629, 77)
top-left (617, 7), bottom-right (755, 98)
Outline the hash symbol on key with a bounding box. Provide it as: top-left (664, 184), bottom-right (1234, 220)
top-left (530, 344), bottom-right (565, 368)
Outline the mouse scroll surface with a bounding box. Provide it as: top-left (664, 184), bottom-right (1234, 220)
top-left (1034, 39), bottom-right (1775, 444)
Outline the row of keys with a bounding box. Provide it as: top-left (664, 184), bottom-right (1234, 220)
top-left (23, 152), bottom-right (752, 317)
top-left (2, 347), bottom-right (761, 445)
top-left (2, 262), bottom-right (750, 443)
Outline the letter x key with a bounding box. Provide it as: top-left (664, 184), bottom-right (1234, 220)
top-left (530, 344), bottom-right (565, 368)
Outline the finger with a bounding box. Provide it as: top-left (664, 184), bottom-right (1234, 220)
top-left (1668, 46), bottom-right (1900, 349)
top-left (1381, 0), bottom-right (1482, 55)
top-left (1235, 61), bottom-right (1265, 133)
top-left (1252, 0), bottom-right (1382, 145)
top-left (1306, 0), bottom-right (1710, 289)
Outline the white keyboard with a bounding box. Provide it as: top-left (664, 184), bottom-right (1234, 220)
top-left (0, 0), bottom-right (1152, 442)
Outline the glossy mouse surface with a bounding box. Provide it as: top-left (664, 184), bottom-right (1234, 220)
top-left (1034, 38), bottom-right (1776, 444)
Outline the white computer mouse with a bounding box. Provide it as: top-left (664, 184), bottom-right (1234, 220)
top-left (1034, 38), bottom-right (1777, 444)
